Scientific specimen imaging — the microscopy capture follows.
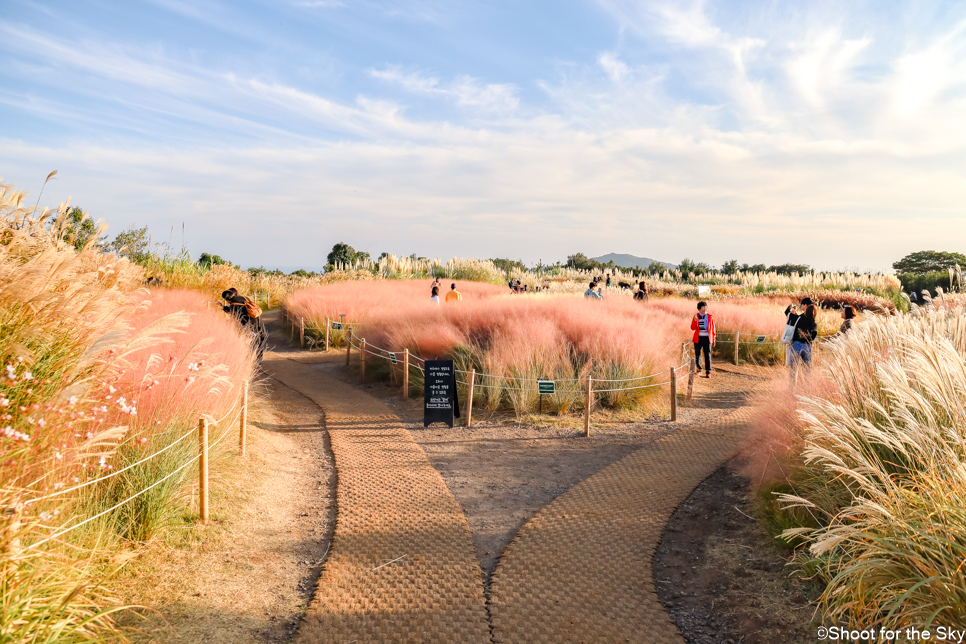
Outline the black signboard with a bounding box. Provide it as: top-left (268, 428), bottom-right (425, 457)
top-left (424, 360), bottom-right (460, 427)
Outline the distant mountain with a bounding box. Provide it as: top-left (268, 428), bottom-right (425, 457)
top-left (592, 253), bottom-right (677, 270)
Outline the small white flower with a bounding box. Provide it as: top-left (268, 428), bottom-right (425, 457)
top-left (5, 365), bottom-right (15, 380)
top-left (68, 396), bottom-right (78, 405)
top-left (40, 511), bottom-right (52, 521)
top-left (22, 371), bottom-right (32, 381)
top-left (86, 432), bottom-right (94, 439)
top-left (116, 397), bottom-right (126, 406)
top-left (53, 482), bottom-right (64, 490)
top-left (187, 376), bottom-right (195, 383)
top-left (54, 451), bottom-right (63, 460)
top-left (72, 477), bottom-right (79, 483)
top-left (109, 385), bottom-right (116, 393)
top-left (37, 418), bottom-right (46, 427)
top-left (187, 363), bottom-right (199, 372)
top-left (0, 397), bottom-right (8, 407)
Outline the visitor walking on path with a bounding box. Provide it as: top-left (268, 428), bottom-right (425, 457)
top-left (431, 286), bottom-right (441, 305)
top-left (584, 281), bottom-right (603, 300)
top-left (445, 283), bottom-right (462, 303)
top-left (839, 305), bottom-right (856, 334)
top-left (785, 298), bottom-right (818, 383)
top-left (690, 301), bottom-right (716, 378)
top-left (222, 288), bottom-right (267, 366)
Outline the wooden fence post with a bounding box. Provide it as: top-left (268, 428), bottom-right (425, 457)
top-left (240, 379), bottom-right (248, 458)
top-left (324, 318), bottom-right (330, 351)
top-left (300, 318), bottom-right (305, 348)
top-left (198, 417), bottom-right (209, 524)
top-left (686, 358), bottom-right (696, 402)
top-left (403, 349), bottom-right (409, 398)
top-left (346, 329), bottom-right (352, 366)
top-left (734, 332), bottom-right (740, 365)
top-left (466, 369), bottom-right (475, 427)
top-left (670, 366), bottom-right (677, 421)
top-left (360, 338), bottom-right (366, 381)
top-left (584, 375), bottom-right (593, 437)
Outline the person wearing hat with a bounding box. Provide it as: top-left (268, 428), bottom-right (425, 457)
top-left (785, 297), bottom-right (818, 382)
top-left (445, 283), bottom-right (462, 303)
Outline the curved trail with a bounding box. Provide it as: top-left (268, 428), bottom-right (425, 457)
top-left (263, 313), bottom-right (763, 643)
top-left (487, 404), bottom-right (756, 643)
top-left (263, 347), bottom-right (491, 644)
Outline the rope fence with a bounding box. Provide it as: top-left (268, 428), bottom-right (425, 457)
top-left (17, 379), bottom-right (252, 550)
top-left (328, 326), bottom-right (694, 432)
top-left (279, 309), bottom-right (830, 430)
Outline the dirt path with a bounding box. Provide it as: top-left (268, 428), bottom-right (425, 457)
top-left (264, 312), bottom-right (788, 642)
top-left (124, 376), bottom-right (335, 644)
top-left (311, 353), bottom-right (766, 596)
top-left (654, 457), bottom-right (821, 644)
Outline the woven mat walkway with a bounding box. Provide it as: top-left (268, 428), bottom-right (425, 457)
top-left (487, 404), bottom-right (757, 644)
top-left (262, 349), bottom-right (491, 644)
top-left (263, 312), bottom-right (765, 643)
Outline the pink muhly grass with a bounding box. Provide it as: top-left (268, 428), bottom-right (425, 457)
top-left (650, 298), bottom-right (789, 337)
top-left (287, 282), bottom-right (692, 410)
top-left (286, 280), bottom-right (507, 325)
top-left (109, 289), bottom-right (253, 436)
top-left (738, 374), bottom-right (838, 491)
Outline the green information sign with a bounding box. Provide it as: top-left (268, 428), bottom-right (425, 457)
top-left (331, 322), bottom-right (343, 330)
top-left (756, 335), bottom-right (766, 343)
top-left (389, 352), bottom-right (398, 365)
top-left (537, 379), bottom-right (555, 395)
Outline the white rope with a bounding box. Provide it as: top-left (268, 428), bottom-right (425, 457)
top-left (348, 330), bottom-right (692, 390)
top-left (28, 450), bottom-right (202, 550)
top-left (27, 404), bottom-right (242, 549)
top-left (24, 426), bottom-right (196, 507)
top-left (24, 394), bottom-right (243, 507)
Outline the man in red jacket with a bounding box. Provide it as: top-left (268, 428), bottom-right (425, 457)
top-left (690, 301), bottom-right (716, 378)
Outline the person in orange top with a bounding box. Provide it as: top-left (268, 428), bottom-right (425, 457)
top-left (445, 283), bottom-right (463, 303)
top-left (690, 301), bottom-right (716, 378)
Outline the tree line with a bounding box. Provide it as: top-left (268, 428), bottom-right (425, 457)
top-left (56, 212), bottom-right (965, 293)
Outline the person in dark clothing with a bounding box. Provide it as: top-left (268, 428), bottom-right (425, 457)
top-left (690, 301), bottom-right (716, 378)
top-left (839, 305), bottom-right (856, 334)
top-left (222, 289), bottom-right (268, 366)
top-left (785, 297), bottom-right (817, 381)
top-left (633, 280), bottom-right (649, 301)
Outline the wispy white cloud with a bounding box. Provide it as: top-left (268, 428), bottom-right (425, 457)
top-left (598, 52), bottom-right (630, 83)
top-left (369, 65), bottom-right (519, 111)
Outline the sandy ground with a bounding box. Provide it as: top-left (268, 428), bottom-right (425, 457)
top-left (315, 357), bottom-right (768, 594)
top-left (120, 377), bottom-right (335, 644)
top-left (654, 457), bottom-right (822, 643)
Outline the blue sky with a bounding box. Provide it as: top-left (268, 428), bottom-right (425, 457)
top-left (3, 1), bottom-right (966, 272)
